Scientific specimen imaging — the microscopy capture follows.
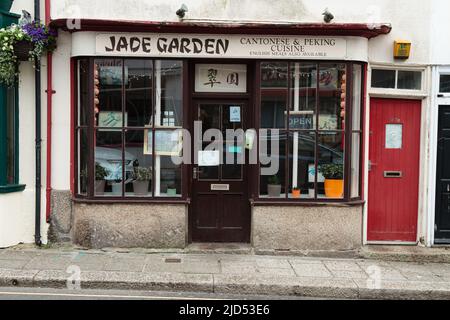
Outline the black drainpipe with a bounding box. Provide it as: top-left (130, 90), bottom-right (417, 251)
top-left (34, 0), bottom-right (42, 246)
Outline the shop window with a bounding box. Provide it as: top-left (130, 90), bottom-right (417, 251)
top-left (371, 68), bottom-right (422, 90)
top-left (440, 75), bottom-right (450, 93)
top-left (259, 62), bottom-right (363, 201)
top-left (75, 58), bottom-right (183, 198)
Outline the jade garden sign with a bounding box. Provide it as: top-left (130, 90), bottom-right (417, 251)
top-left (96, 34), bottom-right (347, 59)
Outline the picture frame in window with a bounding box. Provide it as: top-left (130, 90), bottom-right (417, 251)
top-left (98, 111), bottom-right (128, 130)
top-left (143, 128), bottom-right (183, 156)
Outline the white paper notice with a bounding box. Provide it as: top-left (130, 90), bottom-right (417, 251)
top-left (229, 106), bottom-right (241, 122)
top-left (385, 124), bottom-right (403, 149)
top-left (198, 150), bottom-right (220, 166)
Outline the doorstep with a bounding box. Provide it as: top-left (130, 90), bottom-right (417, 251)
top-left (185, 243), bottom-right (253, 255)
top-left (359, 245), bottom-right (450, 263)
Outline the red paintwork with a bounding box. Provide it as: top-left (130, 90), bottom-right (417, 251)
top-left (368, 98), bottom-right (421, 242)
top-left (49, 19), bottom-right (391, 38)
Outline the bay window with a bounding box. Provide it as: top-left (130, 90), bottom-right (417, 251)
top-left (259, 62), bottom-right (364, 201)
top-left (75, 58), bottom-right (184, 199)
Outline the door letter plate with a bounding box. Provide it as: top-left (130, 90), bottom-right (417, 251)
top-left (211, 184), bottom-right (230, 191)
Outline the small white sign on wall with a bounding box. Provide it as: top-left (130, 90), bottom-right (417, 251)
top-left (195, 64), bottom-right (247, 93)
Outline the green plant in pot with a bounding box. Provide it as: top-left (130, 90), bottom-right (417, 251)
top-left (267, 175), bottom-right (282, 198)
top-left (318, 163), bottom-right (344, 198)
top-left (133, 167), bottom-right (152, 196)
top-left (166, 184), bottom-right (177, 196)
top-left (95, 162), bottom-right (109, 195)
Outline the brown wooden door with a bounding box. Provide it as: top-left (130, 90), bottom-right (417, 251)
top-left (191, 101), bottom-right (250, 242)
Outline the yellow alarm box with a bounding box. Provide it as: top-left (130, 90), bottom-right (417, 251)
top-left (394, 41), bottom-right (411, 59)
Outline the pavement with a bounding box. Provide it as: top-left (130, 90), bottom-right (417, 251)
top-left (1, 245), bottom-right (450, 299)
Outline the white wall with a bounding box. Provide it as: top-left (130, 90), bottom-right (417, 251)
top-left (52, 0), bottom-right (434, 65)
top-left (0, 0), bottom-right (49, 248)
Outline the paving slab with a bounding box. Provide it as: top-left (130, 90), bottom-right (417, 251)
top-left (0, 259), bottom-right (31, 269)
top-left (144, 257), bottom-right (220, 274)
top-left (290, 263), bottom-right (333, 278)
top-left (324, 261), bottom-right (364, 272)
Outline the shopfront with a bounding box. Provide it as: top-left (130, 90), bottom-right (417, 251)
top-left (61, 24), bottom-right (389, 250)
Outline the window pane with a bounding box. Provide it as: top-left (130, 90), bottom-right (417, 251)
top-left (318, 133), bottom-right (345, 199)
top-left (371, 69), bottom-right (395, 88)
top-left (78, 59), bottom-right (89, 126)
top-left (318, 64), bottom-right (346, 131)
top-left (77, 128), bottom-right (88, 195)
top-left (6, 87), bottom-right (15, 185)
top-left (95, 130), bottom-right (123, 196)
top-left (95, 59), bottom-right (123, 128)
top-left (125, 59), bottom-right (153, 127)
top-left (155, 60), bottom-right (183, 127)
top-left (397, 71), bottom-right (421, 90)
top-left (352, 64), bottom-right (362, 131)
top-left (154, 129), bottom-right (182, 197)
top-left (290, 63), bottom-right (316, 130)
top-left (260, 130), bottom-right (286, 198)
top-left (440, 75), bottom-right (450, 93)
top-left (260, 62), bottom-right (288, 129)
top-left (351, 133), bottom-right (360, 198)
top-left (125, 130), bottom-right (152, 197)
top-left (289, 132), bottom-right (315, 199)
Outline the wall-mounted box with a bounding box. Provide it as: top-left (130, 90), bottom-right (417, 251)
top-left (394, 41), bottom-right (411, 59)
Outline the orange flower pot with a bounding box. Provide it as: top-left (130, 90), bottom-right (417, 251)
top-left (324, 179), bottom-right (344, 198)
top-left (292, 189), bottom-right (301, 198)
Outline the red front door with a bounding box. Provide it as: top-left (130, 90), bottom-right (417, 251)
top-left (368, 98), bottom-right (421, 242)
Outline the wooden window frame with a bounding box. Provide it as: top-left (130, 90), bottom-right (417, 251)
top-left (73, 57), bottom-right (189, 202)
top-left (254, 61), bottom-right (366, 203)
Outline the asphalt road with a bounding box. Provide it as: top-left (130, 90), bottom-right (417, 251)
top-left (0, 287), bottom-right (318, 300)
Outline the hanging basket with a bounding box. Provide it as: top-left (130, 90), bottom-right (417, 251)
top-left (13, 40), bottom-right (34, 61)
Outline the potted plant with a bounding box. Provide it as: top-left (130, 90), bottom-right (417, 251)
top-left (0, 20), bottom-right (57, 86)
top-left (95, 162), bottom-right (109, 195)
top-left (133, 167), bottom-right (152, 196)
top-left (292, 186), bottom-right (301, 198)
top-left (166, 184), bottom-right (177, 196)
top-left (318, 163), bottom-right (344, 198)
top-left (110, 179), bottom-right (122, 195)
top-left (267, 175), bottom-right (282, 197)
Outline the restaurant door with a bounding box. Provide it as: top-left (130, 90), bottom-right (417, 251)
top-left (190, 101), bottom-right (251, 242)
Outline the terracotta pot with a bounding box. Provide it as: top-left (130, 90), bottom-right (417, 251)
top-left (0, 0), bottom-right (14, 11)
top-left (324, 179), bottom-right (344, 198)
top-left (292, 189), bottom-right (301, 198)
top-left (133, 180), bottom-right (150, 195)
top-left (94, 180), bottom-right (105, 195)
top-left (267, 184), bottom-right (281, 198)
top-left (13, 40), bottom-right (34, 61)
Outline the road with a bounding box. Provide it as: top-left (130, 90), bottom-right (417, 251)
top-left (0, 287), bottom-right (319, 300)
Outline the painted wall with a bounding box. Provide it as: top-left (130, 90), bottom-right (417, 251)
top-left (52, 0), bottom-right (434, 64)
top-left (0, 0), bottom-right (49, 248)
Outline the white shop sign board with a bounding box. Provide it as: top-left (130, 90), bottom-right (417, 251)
top-left (96, 33), bottom-right (348, 60)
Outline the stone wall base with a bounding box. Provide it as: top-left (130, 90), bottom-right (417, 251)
top-left (252, 205), bottom-right (363, 251)
top-left (72, 203), bottom-right (187, 249)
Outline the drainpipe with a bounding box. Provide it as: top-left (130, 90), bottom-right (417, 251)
top-left (34, 0), bottom-right (42, 246)
top-left (45, 0), bottom-right (53, 223)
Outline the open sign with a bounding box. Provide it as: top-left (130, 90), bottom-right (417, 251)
top-left (289, 112), bottom-right (314, 129)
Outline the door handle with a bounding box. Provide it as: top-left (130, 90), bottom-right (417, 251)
top-left (384, 171), bottom-right (403, 178)
top-left (193, 167), bottom-right (199, 180)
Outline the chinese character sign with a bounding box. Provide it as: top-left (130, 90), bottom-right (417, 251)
top-left (195, 64), bottom-right (247, 93)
